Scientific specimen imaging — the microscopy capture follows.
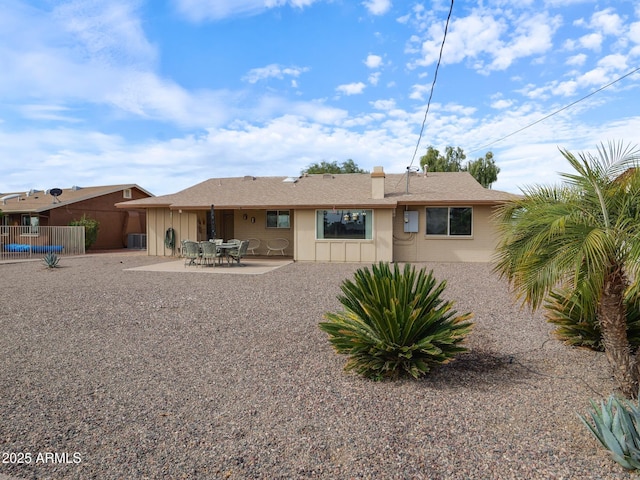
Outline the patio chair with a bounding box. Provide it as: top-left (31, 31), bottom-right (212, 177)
top-left (199, 241), bottom-right (220, 266)
top-left (228, 240), bottom-right (249, 265)
top-left (182, 240), bottom-right (201, 267)
top-left (247, 238), bottom-right (260, 255)
top-left (266, 238), bottom-right (289, 256)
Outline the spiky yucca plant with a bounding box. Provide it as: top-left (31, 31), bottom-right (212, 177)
top-left (545, 288), bottom-right (640, 352)
top-left (580, 393), bottom-right (640, 471)
top-left (319, 262), bottom-right (473, 380)
top-left (43, 252), bottom-right (60, 269)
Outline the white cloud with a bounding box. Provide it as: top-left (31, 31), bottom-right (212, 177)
top-left (54, 0), bottom-right (157, 66)
top-left (629, 22), bottom-right (640, 43)
top-left (597, 53), bottom-right (628, 71)
top-left (578, 66), bottom-right (612, 87)
top-left (173, 0), bottom-right (320, 22)
top-left (17, 105), bottom-right (82, 123)
top-left (489, 13), bottom-right (560, 70)
top-left (589, 8), bottom-right (624, 36)
top-left (243, 64), bottom-right (310, 84)
top-left (566, 53), bottom-right (587, 66)
top-left (371, 99), bottom-right (396, 110)
top-left (365, 54), bottom-right (383, 68)
top-left (552, 80), bottom-right (578, 96)
top-left (579, 33), bottom-right (603, 50)
top-left (362, 0), bottom-right (391, 16)
top-left (410, 14), bottom-right (505, 67)
top-left (409, 84), bottom-right (430, 101)
top-left (335, 82), bottom-right (366, 95)
top-left (409, 11), bottom-right (559, 72)
top-left (491, 99), bottom-right (513, 109)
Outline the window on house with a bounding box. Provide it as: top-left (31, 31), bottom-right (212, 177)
top-left (316, 209), bottom-right (372, 239)
top-left (123, 188), bottom-right (132, 199)
top-left (426, 207), bottom-right (472, 236)
top-left (21, 215), bottom-right (39, 234)
top-left (266, 210), bottom-right (290, 228)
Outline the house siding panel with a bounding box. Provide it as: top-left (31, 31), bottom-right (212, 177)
top-left (392, 205), bottom-right (498, 263)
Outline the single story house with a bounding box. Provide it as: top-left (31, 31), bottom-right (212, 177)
top-left (1, 184), bottom-right (152, 250)
top-left (116, 167), bottom-right (518, 263)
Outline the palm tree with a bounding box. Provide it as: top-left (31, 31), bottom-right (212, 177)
top-left (493, 141), bottom-right (640, 398)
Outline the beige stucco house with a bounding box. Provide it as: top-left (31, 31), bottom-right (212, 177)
top-left (116, 167), bottom-right (518, 263)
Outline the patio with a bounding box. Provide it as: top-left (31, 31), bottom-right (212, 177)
top-left (125, 257), bottom-right (292, 275)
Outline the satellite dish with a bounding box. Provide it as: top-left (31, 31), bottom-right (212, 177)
top-left (50, 188), bottom-right (63, 203)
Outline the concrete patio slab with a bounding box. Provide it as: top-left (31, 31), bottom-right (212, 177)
top-left (124, 258), bottom-right (293, 275)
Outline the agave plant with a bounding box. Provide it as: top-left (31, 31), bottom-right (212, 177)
top-left (545, 287), bottom-right (640, 352)
top-left (43, 252), bottom-right (60, 269)
top-left (318, 262), bottom-right (473, 380)
top-left (580, 393), bottom-right (640, 471)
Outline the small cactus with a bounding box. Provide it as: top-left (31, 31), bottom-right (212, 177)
top-left (43, 252), bottom-right (60, 269)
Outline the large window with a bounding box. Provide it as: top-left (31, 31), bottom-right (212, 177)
top-left (266, 210), bottom-right (290, 229)
top-left (426, 207), bottom-right (472, 236)
top-left (316, 209), bottom-right (372, 239)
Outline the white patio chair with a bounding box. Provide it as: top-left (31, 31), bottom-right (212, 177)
top-left (247, 238), bottom-right (260, 255)
top-left (266, 238), bottom-right (289, 256)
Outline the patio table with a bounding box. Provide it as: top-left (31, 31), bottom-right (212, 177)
top-left (216, 242), bottom-right (240, 266)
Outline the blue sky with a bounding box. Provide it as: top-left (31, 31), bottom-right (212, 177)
top-left (1, 0), bottom-right (639, 196)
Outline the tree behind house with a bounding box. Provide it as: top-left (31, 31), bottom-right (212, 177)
top-left (69, 214), bottom-right (100, 250)
top-left (302, 159), bottom-right (368, 174)
top-left (419, 146), bottom-right (500, 188)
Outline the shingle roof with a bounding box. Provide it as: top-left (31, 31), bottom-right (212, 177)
top-left (116, 171), bottom-right (518, 210)
top-left (0, 184), bottom-right (153, 213)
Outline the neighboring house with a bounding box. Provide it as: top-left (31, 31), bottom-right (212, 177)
top-left (116, 167), bottom-right (519, 263)
top-left (0, 184), bottom-right (153, 250)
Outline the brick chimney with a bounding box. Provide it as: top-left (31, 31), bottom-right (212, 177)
top-left (371, 166), bottom-right (385, 199)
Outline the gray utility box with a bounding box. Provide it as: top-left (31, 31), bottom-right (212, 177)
top-left (403, 211), bottom-right (419, 233)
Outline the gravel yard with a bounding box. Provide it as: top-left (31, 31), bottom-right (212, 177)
top-left (0, 252), bottom-right (635, 479)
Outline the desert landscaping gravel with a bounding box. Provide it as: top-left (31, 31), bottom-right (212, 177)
top-left (0, 252), bottom-right (637, 479)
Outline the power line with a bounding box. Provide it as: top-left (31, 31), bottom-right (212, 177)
top-left (467, 65), bottom-right (640, 155)
top-left (408, 0), bottom-right (454, 169)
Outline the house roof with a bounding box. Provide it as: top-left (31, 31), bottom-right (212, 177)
top-left (116, 170), bottom-right (518, 211)
top-left (0, 184), bottom-right (153, 214)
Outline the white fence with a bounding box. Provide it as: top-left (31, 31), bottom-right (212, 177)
top-left (0, 226), bottom-right (85, 259)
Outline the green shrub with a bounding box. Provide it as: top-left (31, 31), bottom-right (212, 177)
top-left (580, 392), bottom-right (640, 471)
top-left (43, 252), bottom-right (60, 269)
top-left (545, 287), bottom-right (640, 352)
top-left (69, 214), bottom-right (99, 250)
top-left (318, 262), bottom-right (474, 380)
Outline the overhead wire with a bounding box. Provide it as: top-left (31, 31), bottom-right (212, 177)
top-left (467, 65), bottom-right (640, 155)
top-left (407, 0), bottom-right (454, 170)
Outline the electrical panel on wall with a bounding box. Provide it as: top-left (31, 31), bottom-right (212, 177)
top-left (403, 210), bottom-right (418, 233)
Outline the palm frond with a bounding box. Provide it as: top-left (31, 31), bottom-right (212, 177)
top-left (494, 141), bottom-right (640, 310)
